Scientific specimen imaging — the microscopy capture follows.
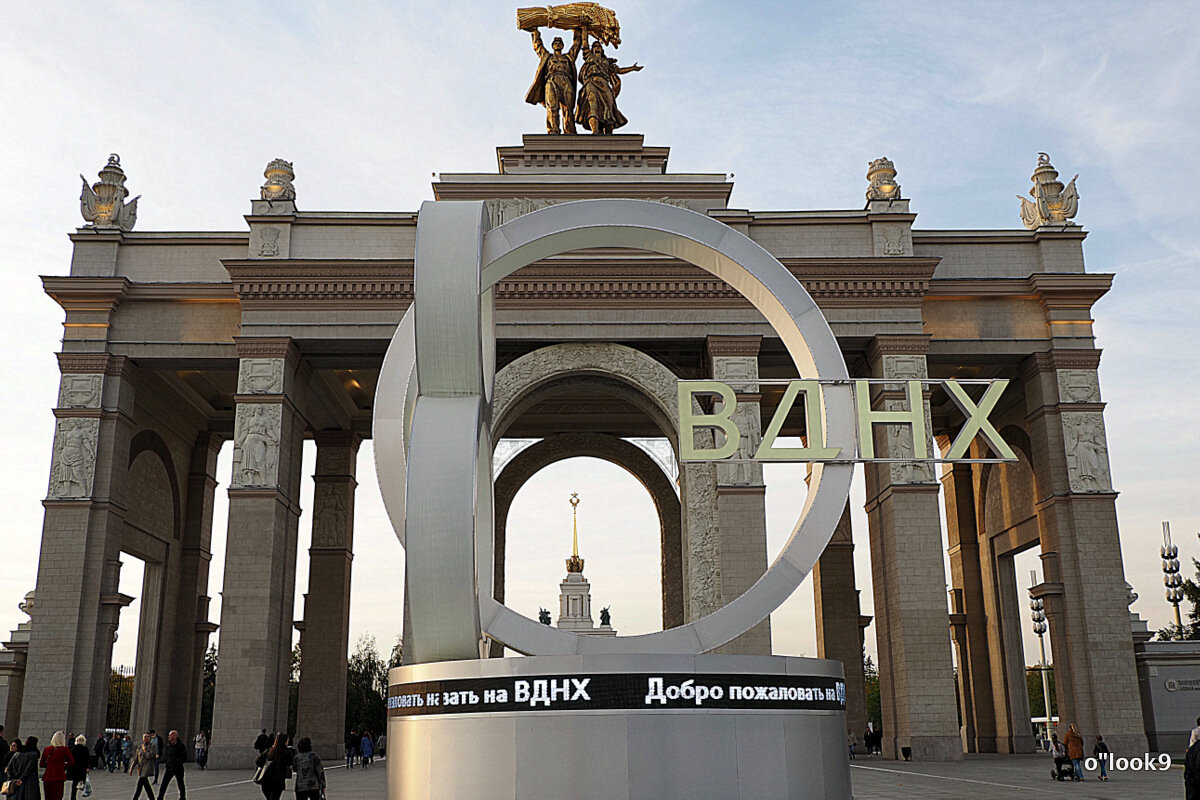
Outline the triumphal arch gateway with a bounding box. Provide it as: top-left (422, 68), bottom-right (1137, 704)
top-left (21, 116), bottom-right (1147, 765)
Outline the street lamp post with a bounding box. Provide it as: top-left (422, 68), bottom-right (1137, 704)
top-left (1029, 570), bottom-right (1052, 743)
top-left (1163, 521), bottom-right (1184, 631)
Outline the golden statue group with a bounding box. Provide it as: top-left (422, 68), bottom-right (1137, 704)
top-left (519, 3), bottom-right (642, 135)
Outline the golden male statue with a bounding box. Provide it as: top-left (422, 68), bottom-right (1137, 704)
top-left (525, 27), bottom-right (583, 134)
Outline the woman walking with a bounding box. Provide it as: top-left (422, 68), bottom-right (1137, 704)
top-left (128, 733), bottom-right (156, 800)
top-left (1065, 723), bottom-right (1085, 781)
top-left (360, 731), bottom-right (373, 768)
top-left (6, 737), bottom-right (41, 800)
top-left (290, 737), bottom-right (325, 800)
top-left (254, 734), bottom-right (293, 800)
top-left (66, 736), bottom-right (90, 800)
top-left (39, 731), bottom-right (74, 800)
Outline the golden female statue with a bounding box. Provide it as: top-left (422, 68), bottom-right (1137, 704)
top-left (575, 37), bottom-right (642, 135)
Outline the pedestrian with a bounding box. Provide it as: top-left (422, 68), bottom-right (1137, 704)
top-left (39, 730), bottom-right (75, 800)
top-left (6, 737), bottom-right (41, 800)
top-left (192, 730), bottom-right (206, 771)
top-left (1092, 734), bottom-right (1109, 782)
top-left (847, 729), bottom-right (856, 760)
top-left (253, 730), bottom-right (271, 754)
top-left (1064, 723), bottom-right (1085, 781)
top-left (1049, 732), bottom-right (1069, 780)
top-left (1188, 735), bottom-right (1200, 800)
top-left (290, 737), bottom-right (325, 800)
top-left (377, 732), bottom-right (386, 759)
top-left (149, 731), bottom-right (162, 785)
top-left (1192, 716), bottom-right (1200, 748)
top-left (91, 736), bottom-right (105, 773)
top-left (155, 729), bottom-right (186, 800)
top-left (129, 733), bottom-right (156, 800)
top-left (67, 736), bottom-right (90, 800)
top-left (344, 730), bottom-right (357, 768)
top-left (121, 736), bottom-right (133, 773)
top-left (360, 731), bottom-right (373, 767)
top-left (254, 734), bottom-right (292, 800)
top-left (0, 725), bottom-right (9, 773)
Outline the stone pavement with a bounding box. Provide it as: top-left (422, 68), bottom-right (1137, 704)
top-left (62, 752), bottom-right (1188, 799)
top-left (851, 753), bottom-right (1182, 799)
top-left (77, 757), bottom-right (387, 799)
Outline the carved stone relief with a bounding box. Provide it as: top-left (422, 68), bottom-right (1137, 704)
top-left (232, 404), bottom-right (282, 488)
top-left (57, 374), bottom-right (102, 409)
top-left (881, 353), bottom-right (935, 484)
top-left (713, 355), bottom-right (763, 486)
top-left (883, 354), bottom-right (927, 381)
top-left (48, 417), bottom-right (99, 498)
top-left (257, 226), bottom-right (281, 257)
top-left (881, 225), bottom-right (905, 256)
top-left (1061, 411), bottom-right (1112, 493)
top-left (487, 196), bottom-right (696, 228)
top-left (682, 461), bottom-right (722, 619)
top-left (311, 483), bottom-right (349, 548)
top-left (1057, 369), bottom-right (1100, 404)
top-left (237, 358), bottom-right (285, 394)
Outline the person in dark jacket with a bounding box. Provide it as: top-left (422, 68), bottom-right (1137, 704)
top-left (1187, 737), bottom-right (1200, 800)
top-left (0, 725), bottom-right (9, 773)
top-left (253, 730), bottom-right (271, 754)
top-left (254, 734), bottom-right (292, 800)
top-left (290, 737), bottom-right (325, 800)
top-left (66, 736), bottom-right (90, 800)
top-left (154, 730), bottom-right (187, 800)
top-left (6, 737), bottom-right (41, 800)
top-left (91, 736), bottom-right (106, 772)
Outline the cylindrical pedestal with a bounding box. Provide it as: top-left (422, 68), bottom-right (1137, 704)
top-left (387, 654), bottom-right (850, 799)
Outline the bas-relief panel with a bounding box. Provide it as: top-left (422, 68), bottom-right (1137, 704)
top-left (1061, 411), bottom-right (1112, 493)
top-left (1057, 370), bottom-right (1101, 404)
top-left (232, 404), bottom-right (282, 488)
top-left (57, 374), bottom-right (102, 409)
top-left (237, 359), bottom-right (285, 395)
top-left (713, 355), bottom-right (762, 486)
top-left (880, 354), bottom-right (935, 484)
top-left (48, 417), bottom-right (99, 498)
top-left (311, 483), bottom-right (349, 548)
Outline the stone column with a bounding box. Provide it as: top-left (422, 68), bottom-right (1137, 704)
top-left (165, 432), bottom-right (223, 741)
top-left (209, 340), bottom-right (307, 769)
top-left (813, 504), bottom-right (868, 737)
top-left (707, 336), bottom-right (770, 655)
top-left (942, 463), bottom-right (1000, 753)
top-left (861, 336), bottom-right (961, 760)
top-left (296, 431), bottom-right (360, 761)
top-left (1022, 351), bottom-right (1147, 753)
top-left (22, 355), bottom-right (136, 739)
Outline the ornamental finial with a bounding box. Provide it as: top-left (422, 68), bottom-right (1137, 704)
top-left (1018, 152), bottom-right (1079, 229)
top-left (79, 154), bottom-right (139, 231)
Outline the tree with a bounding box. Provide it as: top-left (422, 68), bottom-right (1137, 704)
top-left (288, 642), bottom-right (301, 735)
top-left (199, 644), bottom-right (218, 733)
top-left (345, 635), bottom-right (394, 737)
top-left (1156, 557), bottom-right (1200, 640)
top-left (863, 654), bottom-right (881, 730)
top-left (1026, 664), bottom-right (1057, 718)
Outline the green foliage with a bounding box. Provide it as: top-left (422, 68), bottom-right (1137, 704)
top-left (345, 634), bottom-right (402, 737)
top-left (1026, 665), bottom-right (1056, 718)
top-left (863, 654), bottom-right (881, 729)
top-left (199, 644), bottom-right (217, 733)
top-left (1156, 558), bottom-right (1200, 640)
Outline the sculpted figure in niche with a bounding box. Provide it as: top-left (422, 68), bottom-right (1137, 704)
top-left (575, 35), bottom-right (641, 134)
top-left (238, 405), bottom-right (279, 486)
top-left (53, 420), bottom-right (96, 496)
top-left (526, 27), bottom-right (583, 134)
top-left (1063, 415), bottom-right (1108, 492)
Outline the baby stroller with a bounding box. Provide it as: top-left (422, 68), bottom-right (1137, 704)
top-left (1051, 757), bottom-right (1073, 781)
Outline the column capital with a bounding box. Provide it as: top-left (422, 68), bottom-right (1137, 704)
top-left (866, 334), bottom-right (930, 363)
top-left (234, 336), bottom-right (300, 361)
top-left (705, 335), bottom-right (762, 358)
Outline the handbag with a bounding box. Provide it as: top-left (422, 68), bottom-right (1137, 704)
top-left (252, 761), bottom-right (269, 784)
top-left (0, 781), bottom-right (12, 796)
top-left (82, 774), bottom-right (93, 797)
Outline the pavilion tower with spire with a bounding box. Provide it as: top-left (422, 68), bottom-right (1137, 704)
top-left (556, 493), bottom-right (616, 636)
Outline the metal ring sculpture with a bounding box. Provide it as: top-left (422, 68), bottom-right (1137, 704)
top-left (376, 199), bottom-right (855, 663)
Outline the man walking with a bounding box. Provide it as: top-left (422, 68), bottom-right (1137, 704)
top-left (344, 729), bottom-right (357, 768)
top-left (149, 729), bottom-right (163, 784)
top-left (156, 730), bottom-right (187, 800)
top-left (254, 729), bottom-right (270, 754)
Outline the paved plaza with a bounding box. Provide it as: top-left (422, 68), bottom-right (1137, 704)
top-left (69, 752), bottom-right (1186, 799)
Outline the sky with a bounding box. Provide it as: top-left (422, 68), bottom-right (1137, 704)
top-left (2, 2), bottom-right (1198, 676)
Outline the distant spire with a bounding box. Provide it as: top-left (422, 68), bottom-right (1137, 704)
top-left (571, 493), bottom-right (580, 557)
top-left (566, 493), bottom-right (584, 573)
